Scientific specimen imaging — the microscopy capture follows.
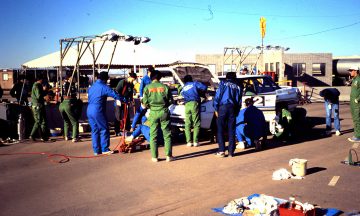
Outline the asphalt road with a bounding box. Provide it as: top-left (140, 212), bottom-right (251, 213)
top-left (0, 102), bottom-right (359, 216)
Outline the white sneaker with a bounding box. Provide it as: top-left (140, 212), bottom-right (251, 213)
top-left (186, 142), bottom-right (193, 147)
top-left (151, 158), bottom-right (158, 162)
top-left (236, 141), bottom-right (245, 150)
top-left (335, 130), bottom-right (341, 136)
top-left (166, 156), bottom-right (174, 162)
top-left (193, 142), bottom-right (200, 147)
top-left (102, 150), bottom-right (114, 155)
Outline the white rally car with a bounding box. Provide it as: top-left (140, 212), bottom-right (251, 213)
top-left (159, 63), bottom-right (300, 135)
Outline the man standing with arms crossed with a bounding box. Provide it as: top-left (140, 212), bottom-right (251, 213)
top-left (181, 75), bottom-right (207, 147)
top-left (142, 70), bottom-right (174, 162)
top-left (348, 66), bottom-right (360, 142)
top-left (213, 72), bottom-right (242, 157)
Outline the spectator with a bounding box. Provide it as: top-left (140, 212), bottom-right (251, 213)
top-left (29, 75), bottom-right (52, 142)
top-left (59, 75), bottom-right (82, 142)
top-left (10, 75), bottom-right (29, 104)
top-left (319, 88), bottom-right (341, 136)
top-left (348, 66), bottom-right (360, 142)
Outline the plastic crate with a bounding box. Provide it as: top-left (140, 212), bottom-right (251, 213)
top-left (279, 203), bottom-right (315, 216)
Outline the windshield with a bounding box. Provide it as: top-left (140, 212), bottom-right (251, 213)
top-left (220, 76), bottom-right (280, 95)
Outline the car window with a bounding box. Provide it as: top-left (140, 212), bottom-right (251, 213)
top-left (256, 77), bottom-right (279, 93)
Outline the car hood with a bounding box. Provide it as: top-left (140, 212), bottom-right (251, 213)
top-left (169, 63), bottom-right (219, 87)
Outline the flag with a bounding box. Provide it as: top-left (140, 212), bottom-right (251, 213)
top-left (260, 17), bottom-right (266, 38)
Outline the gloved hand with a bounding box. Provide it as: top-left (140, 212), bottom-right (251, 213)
top-left (355, 99), bottom-right (359, 104)
top-left (115, 100), bottom-right (122, 106)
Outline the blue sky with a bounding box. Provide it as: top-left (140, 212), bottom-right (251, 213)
top-left (1, 0), bottom-right (360, 68)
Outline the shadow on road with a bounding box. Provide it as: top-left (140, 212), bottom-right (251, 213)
top-left (306, 167), bottom-right (327, 175)
top-left (174, 148), bottom-right (218, 161)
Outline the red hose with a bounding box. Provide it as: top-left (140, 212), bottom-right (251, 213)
top-left (0, 103), bottom-right (132, 163)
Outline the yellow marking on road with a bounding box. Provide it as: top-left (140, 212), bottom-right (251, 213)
top-left (328, 176), bottom-right (340, 186)
top-left (353, 143), bottom-right (359, 149)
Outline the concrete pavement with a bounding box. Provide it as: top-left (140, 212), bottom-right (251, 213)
top-left (0, 102), bottom-right (359, 216)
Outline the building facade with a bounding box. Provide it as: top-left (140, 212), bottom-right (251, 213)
top-left (196, 50), bottom-right (333, 87)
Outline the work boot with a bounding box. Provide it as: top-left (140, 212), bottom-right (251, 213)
top-left (236, 141), bottom-right (245, 150)
top-left (166, 156), bottom-right (174, 162)
top-left (254, 140), bottom-right (262, 151)
top-left (215, 152), bottom-right (225, 158)
top-left (41, 138), bottom-right (55, 142)
top-left (102, 150), bottom-right (114, 155)
top-left (72, 138), bottom-right (81, 143)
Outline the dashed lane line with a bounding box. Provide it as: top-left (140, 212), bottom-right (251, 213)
top-left (328, 176), bottom-right (340, 186)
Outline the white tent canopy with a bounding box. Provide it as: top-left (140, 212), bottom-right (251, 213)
top-left (22, 29), bottom-right (191, 68)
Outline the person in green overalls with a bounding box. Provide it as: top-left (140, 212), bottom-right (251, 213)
top-left (142, 70), bottom-right (174, 162)
top-left (29, 75), bottom-right (51, 141)
top-left (348, 66), bottom-right (360, 142)
top-left (59, 75), bottom-right (82, 142)
top-left (180, 75), bottom-right (207, 147)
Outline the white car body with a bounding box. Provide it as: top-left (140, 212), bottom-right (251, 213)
top-left (158, 63), bottom-right (299, 134)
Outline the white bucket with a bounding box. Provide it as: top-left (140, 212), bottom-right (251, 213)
top-left (290, 159), bottom-right (308, 177)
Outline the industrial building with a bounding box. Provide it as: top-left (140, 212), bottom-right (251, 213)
top-left (196, 47), bottom-right (360, 87)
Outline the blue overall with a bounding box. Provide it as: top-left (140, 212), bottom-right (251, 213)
top-left (236, 105), bottom-right (266, 147)
top-left (213, 79), bottom-right (242, 156)
top-left (131, 106), bottom-right (163, 144)
top-left (87, 80), bottom-right (122, 154)
top-left (139, 74), bottom-right (151, 97)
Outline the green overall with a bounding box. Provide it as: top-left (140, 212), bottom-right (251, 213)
top-left (185, 101), bottom-right (201, 144)
top-left (350, 75), bottom-right (360, 138)
top-left (30, 82), bottom-right (48, 139)
top-left (59, 98), bottom-right (79, 139)
top-left (142, 80), bottom-right (173, 158)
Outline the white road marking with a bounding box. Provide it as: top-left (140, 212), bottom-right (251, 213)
top-left (328, 176), bottom-right (340, 186)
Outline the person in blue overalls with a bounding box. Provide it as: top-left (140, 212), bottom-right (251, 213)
top-left (213, 72), bottom-right (242, 158)
top-left (181, 75), bottom-right (207, 147)
top-left (87, 71), bottom-right (124, 155)
top-left (125, 105), bottom-right (164, 145)
top-left (236, 97), bottom-right (266, 151)
top-left (139, 66), bottom-right (154, 99)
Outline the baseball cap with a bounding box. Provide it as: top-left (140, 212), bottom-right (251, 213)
top-left (348, 65), bottom-right (359, 71)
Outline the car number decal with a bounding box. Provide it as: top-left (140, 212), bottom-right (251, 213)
top-left (253, 96), bottom-right (265, 106)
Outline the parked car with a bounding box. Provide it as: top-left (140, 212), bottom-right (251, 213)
top-left (157, 63), bottom-right (218, 133)
top-left (158, 63), bottom-right (301, 138)
top-left (226, 75), bottom-right (301, 136)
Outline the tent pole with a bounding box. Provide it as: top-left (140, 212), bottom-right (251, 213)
top-left (59, 39), bottom-right (63, 102)
top-left (107, 40), bottom-right (118, 73)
